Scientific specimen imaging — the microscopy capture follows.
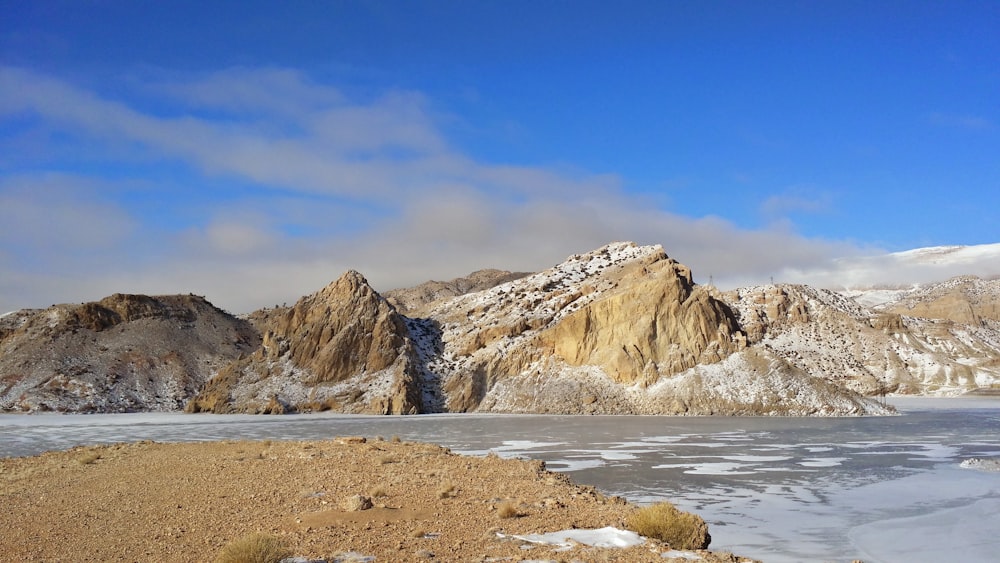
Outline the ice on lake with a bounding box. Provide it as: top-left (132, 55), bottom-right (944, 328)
top-left (2, 396), bottom-right (1000, 562)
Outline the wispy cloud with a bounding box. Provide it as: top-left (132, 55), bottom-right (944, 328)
top-left (928, 112), bottom-right (993, 131)
top-left (0, 66), bottom-right (904, 313)
top-left (759, 186), bottom-right (835, 219)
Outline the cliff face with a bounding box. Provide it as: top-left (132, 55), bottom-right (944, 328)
top-left (537, 253), bottom-right (744, 385)
top-left (0, 294), bottom-right (259, 412)
top-left (186, 271), bottom-right (422, 415)
top-left (880, 276), bottom-right (1000, 326)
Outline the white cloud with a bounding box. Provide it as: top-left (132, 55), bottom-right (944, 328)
top-left (9, 66), bottom-right (986, 315)
top-left (759, 187), bottom-right (835, 218)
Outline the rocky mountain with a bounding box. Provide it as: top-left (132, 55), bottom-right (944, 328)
top-left (4, 241), bottom-right (997, 415)
top-left (189, 242), bottom-right (889, 415)
top-left (186, 271), bottom-right (422, 414)
top-left (0, 294), bottom-right (259, 412)
top-left (723, 279), bottom-right (1000, 396)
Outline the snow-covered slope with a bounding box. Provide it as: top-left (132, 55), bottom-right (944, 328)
top-left (791, 242), bottom-right (1000, 292)
top-left (722, 281), bottom-right (1000, 397)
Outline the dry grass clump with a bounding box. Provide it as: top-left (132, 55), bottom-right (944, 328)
top-left (625, 502), bottom-right (710, 550)
top-left (436, 481), bottom-right (456, 499)
top-left (77, 451), bottom-right (102, 465)
top-left (214, 532), bottom-right (291, 563)
top-left (496, 500), bottom-right (521, 519)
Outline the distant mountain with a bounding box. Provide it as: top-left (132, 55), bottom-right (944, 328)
top-left (0, 294), bottom-right (259, 412)
top-left (790, 242), bottom-right (1000, 291)
top-left (4, 241), bottom-right (998, 415)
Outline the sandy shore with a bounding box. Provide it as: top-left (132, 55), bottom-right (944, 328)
top-left (0, 437), bottom-right (755, 562)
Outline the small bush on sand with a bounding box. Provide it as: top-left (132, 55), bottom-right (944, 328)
top-left (215, 532), bottom-right (291, 563)
top-left (437, 481), bottom-right (456, 499)
top-left (77, 451), bottom-right (101, 465)
top-left (496, 501), bottom-right (521, 519)
top-left (625, 501), bottom-right (710, 550)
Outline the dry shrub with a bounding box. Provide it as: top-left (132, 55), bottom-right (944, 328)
top-left (437, 481), bottom-right (456, 499)
top-left (215, 532), bottom-right (291, 563)
top-left (496, 501), bottom-right (521, 519)
top-left (625, 501), bottom-right (710, 550)
top-left (77, 451), bottom-right (101, 465)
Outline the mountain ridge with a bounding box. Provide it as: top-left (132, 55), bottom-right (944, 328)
top-left (3, 241), bottom-right (999, 415)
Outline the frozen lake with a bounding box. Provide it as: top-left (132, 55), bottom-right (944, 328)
top-left (3, 396), bottom-right (999, 562)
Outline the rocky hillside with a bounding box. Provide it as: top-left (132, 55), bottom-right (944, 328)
top-left (6, 241), bottom-right (996, 415)
top-left (190, 242), bottom-right (889, 415)
top-left (0, 294), bottom-right (259, 412)
top-left (723, 279), bottom-right (1000, 396)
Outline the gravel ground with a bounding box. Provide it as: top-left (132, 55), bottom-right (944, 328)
top-left (0, 437), bottom-right (754, 562)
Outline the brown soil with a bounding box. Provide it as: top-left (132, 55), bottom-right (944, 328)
top-left (0, 438), bottom-right (754, 562)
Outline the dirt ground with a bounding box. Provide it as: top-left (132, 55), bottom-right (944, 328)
top-left (0, 437), bottom-right (755, 562)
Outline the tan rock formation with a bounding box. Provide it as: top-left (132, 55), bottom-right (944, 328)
top-left (538, 252), bottom-right (743, 385)
top-left (187, 271), bottom-right (421, 415)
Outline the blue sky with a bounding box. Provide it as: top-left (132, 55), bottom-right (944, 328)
top-left (2, 1), bottom-right (998, 313)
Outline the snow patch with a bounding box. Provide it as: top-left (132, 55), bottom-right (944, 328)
top-left (499, 526), bottom-right (645, 549)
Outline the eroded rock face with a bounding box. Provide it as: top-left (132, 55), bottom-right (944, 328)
top-left (14, 241), bottom-right (985, 416)
top-left (537, 254), bottom-right (743, 385)
top-left (187, 271), bottom-right (421, 415)
top-left (0, 295), bottom-right (259, 413)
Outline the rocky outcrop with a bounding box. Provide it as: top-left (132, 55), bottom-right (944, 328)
top-left (536, 254), bottom-right (743, 385)
top-left (186, 271), bottom-right (421, 414)
top-left (0, 294), bottom-right (259, 412)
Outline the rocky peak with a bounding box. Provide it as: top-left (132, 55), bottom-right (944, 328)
top-left (534, 246), bottom-right (744, 385)
top-left (188, 269), bottom-right (421, 415)
top-left (270, 269), bottom-right (409, 384)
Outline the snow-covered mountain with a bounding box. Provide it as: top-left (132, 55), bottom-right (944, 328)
top-left (785, 242), bottom-right (1000, 292)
